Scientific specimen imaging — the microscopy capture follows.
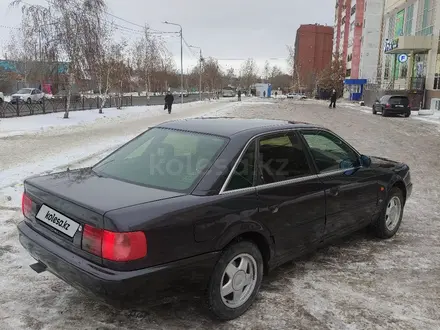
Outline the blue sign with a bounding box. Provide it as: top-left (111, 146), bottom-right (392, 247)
top-left (398, 54), bottom-right (408, 63)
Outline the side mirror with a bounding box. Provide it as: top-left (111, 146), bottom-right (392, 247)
top-left (360, 155), bottom-right (371, 167)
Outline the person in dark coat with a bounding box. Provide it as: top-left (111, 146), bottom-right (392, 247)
top-left (329, 89), bottom-right (337, 108)
top-left (237, 90), bottom-right (241, 101)
top-left (164, 89), bottom-right (174, 114)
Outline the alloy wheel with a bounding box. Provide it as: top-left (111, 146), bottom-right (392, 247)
top-left (220, 253), bottom-right (257, 309)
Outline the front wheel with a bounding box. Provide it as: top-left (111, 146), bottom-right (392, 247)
top-left (27, 98), bottom-right (32, 104)
top-left (372, 187), bottom-right (405, 238)
top-left (207, 241), bottom-right (263, 320)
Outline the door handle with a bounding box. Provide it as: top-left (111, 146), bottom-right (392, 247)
top-left (328, 187), bottom-right (340, 197)
top-left (268, 205), bottom-right (279, 213)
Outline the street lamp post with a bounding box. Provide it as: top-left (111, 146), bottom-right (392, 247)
top-left (189, 45), bottom-right (203, 101)
top-left (164, 21), bottom-right (184, 105)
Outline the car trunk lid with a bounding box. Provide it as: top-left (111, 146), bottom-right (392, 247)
top-left (23, 168), bottom-right (185, 264)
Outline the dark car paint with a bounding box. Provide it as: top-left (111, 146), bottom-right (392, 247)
top-left (373, 95), bottom-right (411, 115)
top-left (18, 117), bottom-right (412, 301)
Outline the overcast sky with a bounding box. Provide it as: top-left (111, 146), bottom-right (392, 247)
top-left (0, 0), bottom-right (333, 74)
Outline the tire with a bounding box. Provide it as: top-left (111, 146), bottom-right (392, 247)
top-left (207, 241), bottom-right (263, 320)
top-left (404, 111), bottom-right (410, 118)
top-left (27, 98), bottom-right (32, 104)
top-left (0, 98), bottom-right (3, 105)
top-left (372, 187), bottom-right (405, 239)
top-left (372, 106), bottom-right (377, 115)
top-left (381, 109), bottom-right (387, 117)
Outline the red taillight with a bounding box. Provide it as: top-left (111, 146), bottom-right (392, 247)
top-left (385, 103), bottom-right (391, 108)
top-left (22, 192), bottom-right (32, 218)
top-left (82, 224), bottom-right (147, 262)
top-left (82, 225), bottom-right (103, 256)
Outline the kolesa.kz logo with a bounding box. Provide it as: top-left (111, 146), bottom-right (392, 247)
top-left (45, 211), bottom-right (70, 231)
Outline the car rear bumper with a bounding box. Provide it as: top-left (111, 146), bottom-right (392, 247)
top-left (18, 221), bottom-right (219, 302)
top-left (385, 108), bottom-right (410, 114)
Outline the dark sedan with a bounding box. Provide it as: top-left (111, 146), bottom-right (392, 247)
top-left (372, 95), bottom-right (411, 117)
top-left (18, 117), bottom-right (412, 320)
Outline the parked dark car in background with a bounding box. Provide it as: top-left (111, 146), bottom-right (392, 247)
top-left (18, 117), bottom-right (412, 320)
top-left (372, 95), bottom-right (411, 117)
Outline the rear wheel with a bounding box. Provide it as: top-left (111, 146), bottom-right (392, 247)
top-left (372, 106), bottom-right (377, 114)
top-left (207, 241), bottom-right (263, 320)
top-left (404, 111), bottom-right (410, 117)
top-left (27, 98), bottom-right (32, 104)
top-left (381, 109), bottom-right (387, 117)
top-left (372, 187), bottom-right (405, 238)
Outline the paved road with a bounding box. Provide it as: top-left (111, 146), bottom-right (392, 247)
top-left (1, 99), bottom-right (439, 329)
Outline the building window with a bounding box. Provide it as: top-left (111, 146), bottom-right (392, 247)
top-left (416, 0), bottom-right (436, 36)
top-left (347, 54), bottom-right (352, 62)
top-left (350, 21), bottom-right (354, 31)
top-left (351, 4), bottom-right (356, 16)
top-left (400, 62), bottom-right (408, 78)
top-left (434, 47), bottom-right (440, 89)
top-left (346, 69), bottom-right (351, 77)
top-left (404, 4), bottom-right (414, 35)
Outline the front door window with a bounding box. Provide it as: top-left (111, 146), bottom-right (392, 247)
top-left (301, 130), bottom-right (360, 173)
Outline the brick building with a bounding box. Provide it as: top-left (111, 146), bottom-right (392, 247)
top-left (293, 24), bottom-right (334, 92)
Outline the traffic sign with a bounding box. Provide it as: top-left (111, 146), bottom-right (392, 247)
top-left (398, 54), bottom-right (408, 63)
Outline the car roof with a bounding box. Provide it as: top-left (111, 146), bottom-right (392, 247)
top-left (382, 95), bottom-right (407, 98)
top-left (156, 117), bottom-right (318, 137)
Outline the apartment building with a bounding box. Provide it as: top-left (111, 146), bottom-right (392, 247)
top-left (333, 0), bottom-right (384, 80)
top-left (293, 24), bottom-right (334, 92)
top-left (379, 0), bottom-right (440, 108)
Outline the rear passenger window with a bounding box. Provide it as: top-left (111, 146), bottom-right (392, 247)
top-left (257, 132), bottom-right (312, 184)
top-left (225, 142), bottom-right (256, 191)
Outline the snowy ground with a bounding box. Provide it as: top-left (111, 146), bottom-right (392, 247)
top-left (1, 97), bottom-right (440, 329)
top-left (308, 98), bottom-right (440, 126)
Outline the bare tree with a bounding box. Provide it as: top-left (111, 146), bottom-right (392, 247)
top-left (11, 0), bottom-right (108, 118)
top-left (317, 53), bottom-right (345, 96)
top-left (239, 58), bottom-right (258, 91)
top-left (201, 57), bottom-right (222, 92)
top-left (130, 27), bottom-right (170, 99)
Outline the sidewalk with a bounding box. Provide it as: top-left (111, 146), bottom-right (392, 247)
top-left (306, 98), bottom-right (440, 125)
top-left (0, 99), bottom-right (225, 138)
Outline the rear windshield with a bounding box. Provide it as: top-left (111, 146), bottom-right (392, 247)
top-left (92, 128), bottom-right (228, 192)
top-left (389, 96), bottom-right (409, 105)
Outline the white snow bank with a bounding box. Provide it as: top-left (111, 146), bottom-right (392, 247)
top-left (0, 100), bottom-right (221, 138)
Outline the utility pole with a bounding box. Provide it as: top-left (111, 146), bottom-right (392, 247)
top-left (163, 21), bottom-right (184, 105)
top-left (189, 45), bottom-right (203, 101)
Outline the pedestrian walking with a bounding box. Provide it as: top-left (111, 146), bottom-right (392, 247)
top-left (164, 89), bottom-right (174, 114)
top-left (329, 89), bottom-right (337, 108)
top-left (237, 90), bottom-right (242, 101)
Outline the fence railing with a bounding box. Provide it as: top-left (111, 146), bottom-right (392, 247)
top-left (0, 95), bottom-right (134, 118)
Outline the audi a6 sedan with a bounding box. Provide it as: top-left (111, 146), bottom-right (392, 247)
top-left (18, 117), bottom-right (412, 320)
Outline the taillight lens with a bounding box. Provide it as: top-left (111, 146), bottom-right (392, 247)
top-left (22, 192), bottom-right (33, 219)
top-left (82, 224), bottom-right (147, 262)
top-left (385, 103), bottom-right (391, 108)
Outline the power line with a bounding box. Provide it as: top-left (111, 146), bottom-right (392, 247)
top-left (0, 25), bottom-right (22, 31)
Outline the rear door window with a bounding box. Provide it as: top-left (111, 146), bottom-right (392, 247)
top-left (389, 96), bottom-right (409, 105)
top-left (224, 141), bottom-right (257, 191)
top-left (257, 132), bottom-right (312, 184)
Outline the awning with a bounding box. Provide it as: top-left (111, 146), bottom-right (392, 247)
top-left (384, 36), bottom-right (433, 54)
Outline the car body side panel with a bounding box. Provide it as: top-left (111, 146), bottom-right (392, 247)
top-left (319, 168), bottom-right (380, 239)
top-left (255, 177), bottom-right (326, 261)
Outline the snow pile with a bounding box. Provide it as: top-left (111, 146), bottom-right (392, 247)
top-left (0, 100), bottom-right (222, 138)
